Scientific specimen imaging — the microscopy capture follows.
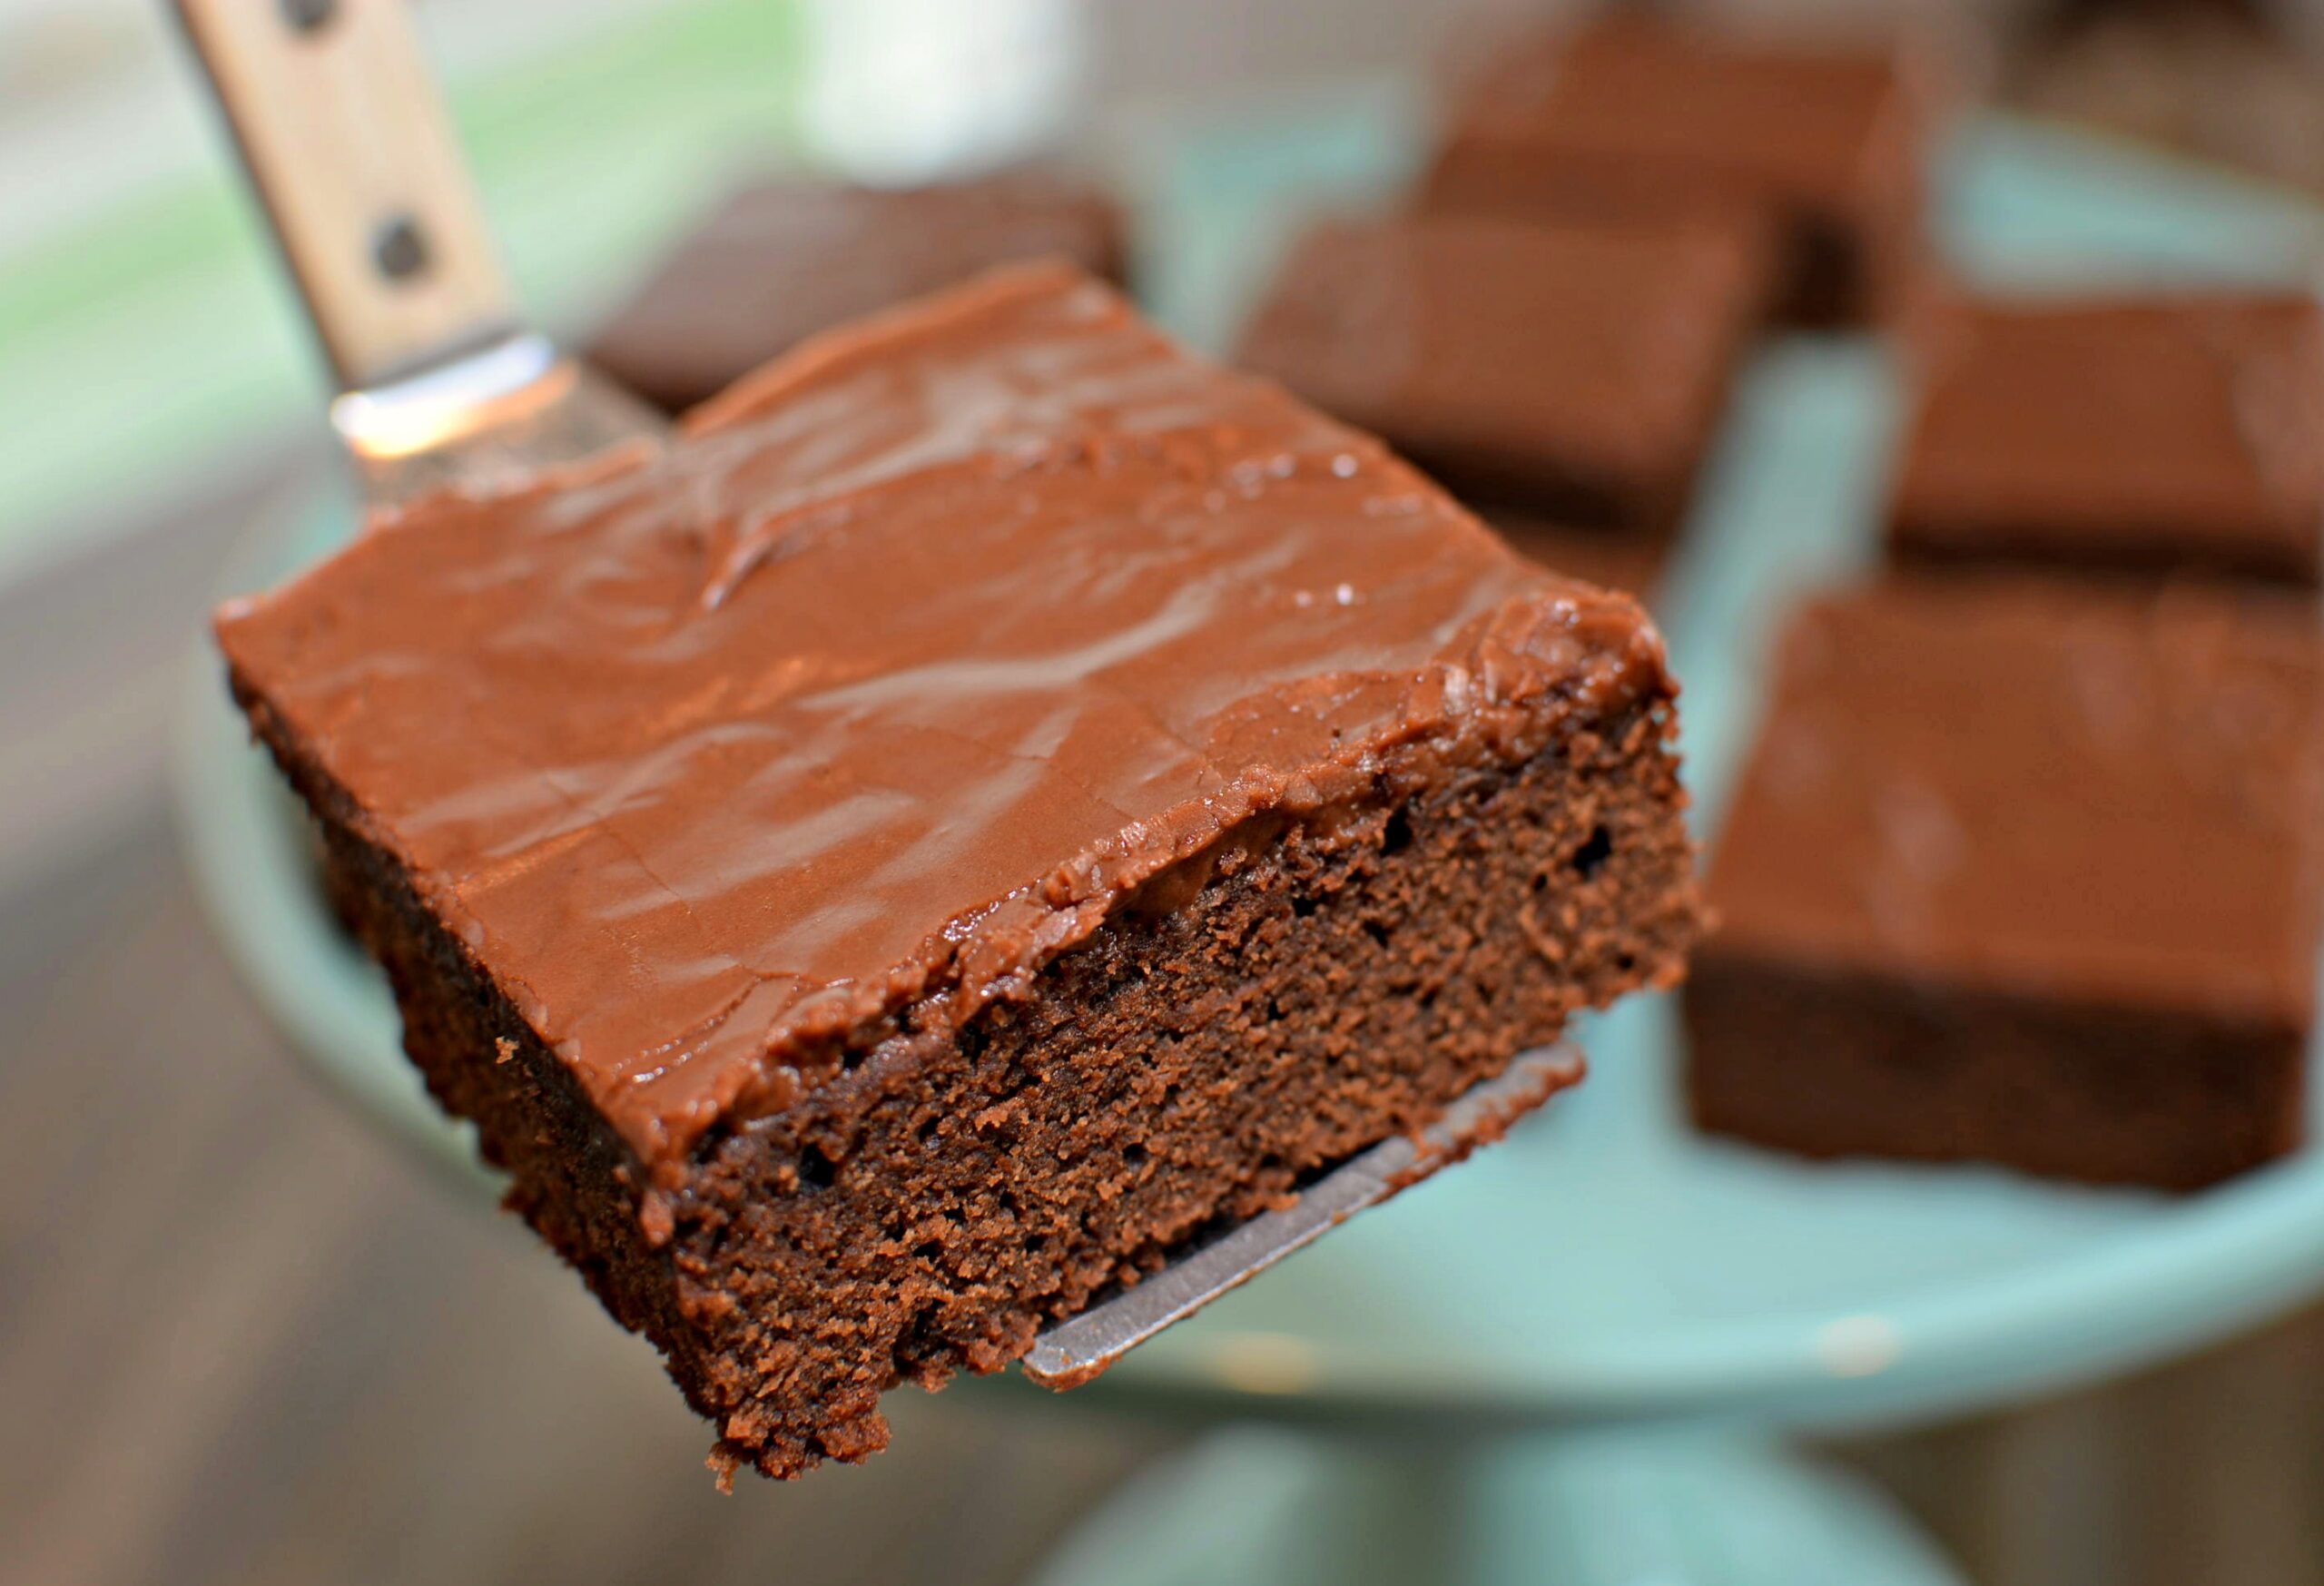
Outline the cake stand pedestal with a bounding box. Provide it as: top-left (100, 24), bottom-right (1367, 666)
top-left (1030, 1425), bottom-right (1962, 1586)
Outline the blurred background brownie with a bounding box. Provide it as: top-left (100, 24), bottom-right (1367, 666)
top-left (1888, 291), bottom-right (2324, 587)
top-left (1686, 576), bottom-right (2321, 1190)
top-left (1420, 13), bottom-right (1947, 327)
top-left (2007, 0), bottom-right (2324, 197)
top-left (1236, 210), bottom-right (1769, 548)
top-left (1478, 507), bottom-right (1671, 605)
top-left (587, 171), bottom-right (1128, 412)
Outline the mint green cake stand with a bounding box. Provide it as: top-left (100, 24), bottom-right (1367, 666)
top-left (175, 103), bottom-right (2324, 1583)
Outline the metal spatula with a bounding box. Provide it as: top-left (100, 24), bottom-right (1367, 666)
top-left (174, 0), bottom-right (1582, 1392)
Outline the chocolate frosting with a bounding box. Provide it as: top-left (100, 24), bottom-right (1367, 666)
top-left (220, 266), bottom-right (1671, 1167)
top-left (1709, 578), bottom-right (2320, 1021)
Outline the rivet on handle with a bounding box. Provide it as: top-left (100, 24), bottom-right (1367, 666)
top-left (372, 215), bottom-right (432, 283)
top-left (280, 0), bottom-right (339, 34)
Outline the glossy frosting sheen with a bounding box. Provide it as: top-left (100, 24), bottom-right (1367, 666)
top-left (218, 267), bottom-right (1669, 1164)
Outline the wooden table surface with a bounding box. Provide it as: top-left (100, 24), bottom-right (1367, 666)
top-left (10, 452), bottom-right (2324, 1586)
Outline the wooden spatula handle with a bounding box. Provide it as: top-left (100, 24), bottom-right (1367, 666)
top-left (172, 0), bottom-right (517, 390)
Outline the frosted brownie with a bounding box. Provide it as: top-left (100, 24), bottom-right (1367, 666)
top-left (1236, 212), bottom-right (1768, 540)
top-left (1889, 292), bottom-right (2324, 588)
top-left (1686, 577), bottom-right (2319, 1188)
top-left (218, 266), bottom-right (1699, 1481)
top-left (1422, 14), bottom-right (1941, 325)
top-left (589, 172), bottom-right (1127, 411)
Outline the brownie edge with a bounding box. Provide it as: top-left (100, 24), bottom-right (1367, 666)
top-left (1686, 951), bottom-right (2306, 1190)
top-left (238, 662), bottom-right (1695, 1481)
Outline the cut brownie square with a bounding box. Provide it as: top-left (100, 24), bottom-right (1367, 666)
top-left (1686, 577), bottom-right (2320, 1189)
top-left (588, 171), bottom-right (1128, 412)
top-left (1888, 292), bottom-right (2324, 588)
top-left (218, 266), bottom-right (1700, 1480)
top-left (1236, 211), bottom-right (1768, 540)
top-left (1421, 14), bottom-right (1943, 325)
